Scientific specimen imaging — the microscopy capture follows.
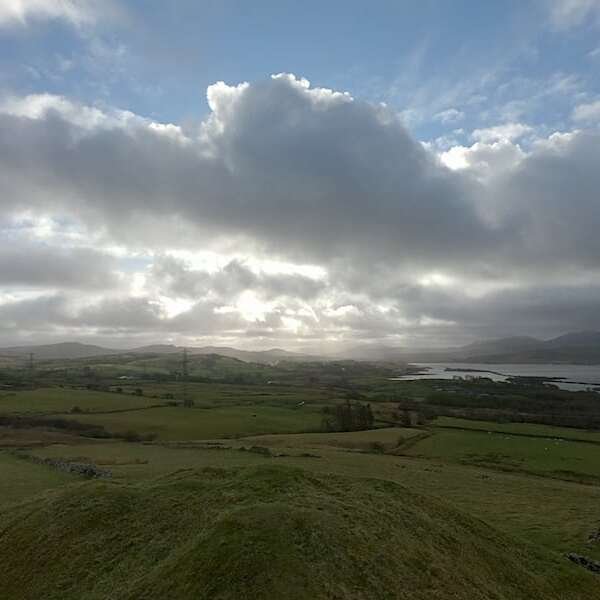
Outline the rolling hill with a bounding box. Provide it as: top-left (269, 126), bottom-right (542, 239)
top-left (0, 342), bottom-right (118, 361)
top-left (0, 465), bottom-right (591, 600)
top-left (5, 330), bottom-right (600, 364)
top-left (338, 331), bottom-right (600, 364)
top-left (0, 342), bottom-right (318, 364)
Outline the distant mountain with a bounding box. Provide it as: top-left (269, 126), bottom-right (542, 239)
top-left (189, 346), bottom-right (320, 364)
top-left (6, 331), bottom-right (600, 364)
top-left (453, 332), bottom-right (600, 364)
top-left (0, 342), bottom-right (322, 364)
top-left (455, 336), bottom-right (543, 358)
top-left (543, 331), bottom-right (600, 348)
top-left (335, 344), bottom-right (411, 362)
top-left (336, 332), bottom-right (600, 364)
top-left (129, 344), bottom-right (181, 354)
top-left (0, 342), bottom-right (117, 360)
top-left (468, 333), bottom-right (600, 364)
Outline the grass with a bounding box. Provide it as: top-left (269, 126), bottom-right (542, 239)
top-left (27, 438), bottom-right (600, 561)
top-left (59, 405), bottom-right (325, 441)
top-left (434, 416), bottom-right (600, 443)
top-left (0, 451), bottom-right (74, 506)
top-left (0, 464), bottom-right (595, 600)
top-left (0, 388), bottom-right (157, 414)
top-left (4, 373), bottom-right (600, 597)
top-left (131, 381), bottom-right (331, 408)
top-left (243, 426), bottom-right (422, 451)
top-left (0, 383), bottom-right (333, 415)
top-left (405, 427), bottom-right (600, 483)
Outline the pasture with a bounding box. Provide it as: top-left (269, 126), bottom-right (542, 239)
top-left (0, 387), bottom-right (157, 414)
top-left (3, 371), bottom-right (600, 596)
top-left (406, 427), bottom-right (600, 483)
top-left (60, 404), bottom-right (325, 441)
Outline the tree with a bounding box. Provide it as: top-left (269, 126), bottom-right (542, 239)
top-left (325, 401), bottom-right (375, 432)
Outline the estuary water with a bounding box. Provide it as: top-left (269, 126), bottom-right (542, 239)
top-left (391, 363), bottom-right (600, 392)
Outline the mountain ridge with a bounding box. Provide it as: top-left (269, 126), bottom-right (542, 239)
top-left (4, 331), bottom-right (600, 363)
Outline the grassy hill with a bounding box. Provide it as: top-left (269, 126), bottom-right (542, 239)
top-left (0, 465), bottom-right (593, 600)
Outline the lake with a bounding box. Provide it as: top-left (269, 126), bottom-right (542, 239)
top-left (391, 362), bottom-right (600, 392)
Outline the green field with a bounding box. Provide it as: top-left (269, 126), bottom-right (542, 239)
top-left (244, 426), bottom-right (422, 451)
top-left (0, 464), bottom-right (594, 600)
top-left (406, 427), bottom-right (600, 482)
top-left (130, 381), bottom-right (331, 408)
top-left (61, 404), bottom-right (325, 441)
top-left (0, 387), bottom-right (158, 414)
top-left (434, 416), bottom-right (600, 443)
top-left (3, 372), bottom-right (600, 598)
top-left (0, 451), bottom-right (74, 506)
top-left (23, 433), bottom-right (600, 562)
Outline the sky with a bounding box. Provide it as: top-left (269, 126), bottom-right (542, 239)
top-left (1, 0), bottom-right (600, 351)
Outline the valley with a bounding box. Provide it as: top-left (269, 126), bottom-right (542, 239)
top-left (2, 348), bottom-right (600, 597)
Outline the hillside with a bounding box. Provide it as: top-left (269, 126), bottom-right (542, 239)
top-left (0, 342), bottom-right (117, 360)
top-left (455, 336), bottom-right (543, 358)
top-left (454, 331), bottom-right (600, 364)
top-left (0, 342), bottom-right (319, 365)
top-left (188, 346), bottom-right (319, 364)
top-left (339, 331), bottom-right (600, 364)
top-left (5, 330), bottom-right (600, 365)
top-left (0, 465), bottom-right (592, 600)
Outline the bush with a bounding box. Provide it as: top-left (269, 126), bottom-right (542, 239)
top-left (369, 441), bottom-right (386, 454)
top-left (122, 430), bottom-right (142, 442)
top-left (322, 401), bottom-right (374, 432)
top-left (121, 430), bottom-right (157, 443)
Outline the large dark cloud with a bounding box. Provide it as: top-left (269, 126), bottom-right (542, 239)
top-left (490, 131), bottom-right (600, 269)
top-left (0, 242), bottom-right (119, 289)
top-left (2, 75), bottom-right (600, 346)
top-left (150, 256), bottom-right (325, 301)
top-left (0, 76), bottom-right (495, 268)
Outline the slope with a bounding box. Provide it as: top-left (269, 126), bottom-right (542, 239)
top-left (0, 465), bottom-right (593, 600)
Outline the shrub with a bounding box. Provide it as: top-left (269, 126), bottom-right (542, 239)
top-left (369, 441), bottom-right (386, 454)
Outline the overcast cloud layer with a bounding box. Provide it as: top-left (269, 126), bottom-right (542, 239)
top-left (1, 1), bottom-right (600, 350)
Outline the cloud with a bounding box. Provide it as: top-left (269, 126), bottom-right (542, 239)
top-left (471, 122), bottom-right (532, 143)
top-left (0, 0), bottom-right (117, 27)
top-left (440, 139), bottom-right (526, 180)
top-left (434, 108), bottom-right (465, 124)
top-left (0, 242), bottom-right (119, 289)
top-left (487, 129), bottom-right (600, 268)
top-left (572, 99), bottom-right (600, 121)
top-left (150, 256), bottom-right (326, 303)
top-left (0, 78), bottom-right (492, 270)
top-left (2, 75), bottom-right (600, 346)
top-left (546, 0), bottom-right (600, 29)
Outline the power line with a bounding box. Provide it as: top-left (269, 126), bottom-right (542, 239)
top-left (27, 352), bottom-right (35, 390)
top-left (182, 347), bottom-right (193, 408)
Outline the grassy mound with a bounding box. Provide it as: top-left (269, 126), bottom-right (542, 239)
top-left (0, 465), bottom-right (593, 599)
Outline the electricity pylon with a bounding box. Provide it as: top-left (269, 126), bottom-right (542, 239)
top-left (27, 353), bottom-right (35, 390)
top-left (182, 348), bottom-right (193, 407)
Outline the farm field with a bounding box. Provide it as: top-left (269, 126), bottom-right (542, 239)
top-left (3, 462), bottom-right (594, 600)
top-left (3, 361), bottom-right (600, 598)
top-left (434, 416), bottom-right (600, 443)
top-left (21, 435), bottom-right (600, 562)
top-left (0, 387), bottom-right (158, 414)
top-left (243, 426), bottom-right (422, 451)
top-left (59, 404), bottom-right (324, 441)
top-left (406, 427), bottom-right (600, 483)
top-left (0, 451), bottom-right (73, 506)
